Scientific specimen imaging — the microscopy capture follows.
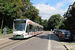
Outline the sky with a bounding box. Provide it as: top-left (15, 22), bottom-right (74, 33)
top-left (30, 0), bottom-right (75, 20)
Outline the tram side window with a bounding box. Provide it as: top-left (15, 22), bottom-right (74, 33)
top-left (26, 24), bottom-right (29, 33)
top-left (29, 24), bottom-right (33, 32)
top-left (41, 28), bottom-right (42, 31)
top-left (38, 27), bottom-right (40, 31)
top-left (37, 26), bottom-right (39, 31)
top-left (35, 26), bottom-right (38, 32)
top-left (41, 28), bottom-right (43, 31)
top-left (40, 27), bottom-right (42, 31)
top-left (32, 25), bottom-right (35, 32)
top-left (36, 26), bottom-right (37, 31)
top-left (39, 27), bottom-right (40, 31)
top-left (33, 26), bottom-right (37, 32)
top-left (40, 28), bottom-right (43, 31)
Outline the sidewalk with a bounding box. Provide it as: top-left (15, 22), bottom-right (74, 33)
top-left (0, 34), bottom-right (13, 39)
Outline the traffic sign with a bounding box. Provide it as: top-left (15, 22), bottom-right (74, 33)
top-left (3, 27), bottom-right (7, 36)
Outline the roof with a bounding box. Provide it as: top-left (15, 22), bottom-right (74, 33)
top-left (14, 19), bottom-right (44, 28)
top-left (14, 19), bottom-right (29, 21)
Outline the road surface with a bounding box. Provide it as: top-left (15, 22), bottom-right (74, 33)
top-left (0, 31), bottom-right (66, 50)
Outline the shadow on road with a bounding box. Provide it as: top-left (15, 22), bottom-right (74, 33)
top-left (35, 31), bottom-right (75, 43)
top-left (8, 37), bottom-right (32, 40)
top-left (8, 31), bottom-right (75, 44)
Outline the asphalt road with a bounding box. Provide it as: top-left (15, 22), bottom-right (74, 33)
top-left (0, 31), bottom-right (66, 50)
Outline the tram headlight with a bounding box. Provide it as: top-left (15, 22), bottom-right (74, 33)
top-left (21, 33), bottom-right (24, 35)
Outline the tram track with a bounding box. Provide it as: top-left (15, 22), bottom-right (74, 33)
top-left (0, 39), bottom-right (19, 45)
top-left (0, 34), bottom-right (13, 39)
top-left (0, 39), bottom-right (24, 49)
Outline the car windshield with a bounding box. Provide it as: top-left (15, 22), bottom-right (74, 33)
top-left (14, 23), bottom-right (26, 31)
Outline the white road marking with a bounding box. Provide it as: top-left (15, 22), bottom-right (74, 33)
top-left (48, 32), bottom-right (51, 50)
top-left (10, 37), bottom-right (35, 50)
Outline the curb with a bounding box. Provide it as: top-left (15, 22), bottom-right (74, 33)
top-left (61, 42), bottom-right (70, 50)
top-left (63, 45), bottom-right (70, 50)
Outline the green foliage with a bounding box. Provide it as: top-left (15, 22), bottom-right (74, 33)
top-left (70, 48), bottom-right (73, 50)
top-left (34, 17), bottom-right (41, 24)
top-left (5, 26), bottom-right (13, 34)
top-left (23, 5), bottom-right (39, 21)
top-left (59, 20), bottom-right (66, 29)
top-left (48, 14), bottom-right (63, 29)
top-left (34, 17), bottom-right (48, 30)
top-left (0, 29), bottom-right (2, 33)
top-left (0, 33), bottom-right (3, 35)
top-left (0, 0), bottom-right (40, 32)
top-left (42, 19), bottom-right (48, 30)
top-left (63, 5), bottom-right (75, 30)
top-left (0, 26), bottom-right (12, 34)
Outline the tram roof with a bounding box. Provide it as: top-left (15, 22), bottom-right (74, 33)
top-left (14, 19), bottom-right (29, 21)
top-left (14, 19), bottom-right (44, 28)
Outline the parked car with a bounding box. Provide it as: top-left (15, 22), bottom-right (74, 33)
top-left (53, 29), bottom-right (59, 35)
top-left (58, 30), bottom-right (73, 41)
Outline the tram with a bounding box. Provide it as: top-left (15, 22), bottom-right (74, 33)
top-left (13, 19), bottom-right (43, 39)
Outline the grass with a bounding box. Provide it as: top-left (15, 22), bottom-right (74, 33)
top-left (0, 33), bottom-right (3, 35)
top-left (69, 42), bottom-right (75, 45)
top-left (70, 48), bottom-right (73, 50)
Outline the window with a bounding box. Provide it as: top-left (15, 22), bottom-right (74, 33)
top-left (14, 23), bottom-right (25, 31)
top-left (32, 25), bottom-right (38, 32)
top-left (26, 24), bottom-right (29, 33)
top-left (14, 20), bottom-right (26, 31)
top-left (29, 24), bottom-right (33, 32)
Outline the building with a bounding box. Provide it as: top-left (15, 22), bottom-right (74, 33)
top-left (63, 2), bottom-right (75, 19)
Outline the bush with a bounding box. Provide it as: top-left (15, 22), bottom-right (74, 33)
top-left (6, 27), bottom-right (13, 34)
top-left (0, 29), bottom-right (2, 33)
top-left (0, 33), bottom-right (3, 35)
top-left (3, 26), bottom-right (13, 34)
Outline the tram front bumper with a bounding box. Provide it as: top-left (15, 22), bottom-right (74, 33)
top-left (13, 35), bottom-right (24, 39)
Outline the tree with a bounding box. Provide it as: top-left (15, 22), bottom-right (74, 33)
top-left (22, 5), bottom-right (39, 21)
top-left (63, 3), bottom-right (75, 29)
top-left (41, 19), bottom-right (48, 30)
top-left (0, 0), bottom-right (30, 29)
top-left (48, 14), bottom-right (63, 29)
top-left (34, 16), bottom-right (41, 24)
top-left (0, 0), bottom-right (41, 33)
top-left (0, 0), bottom-right (17, 29)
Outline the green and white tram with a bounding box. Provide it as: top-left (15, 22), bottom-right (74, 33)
top-left (13, 19), bottom-right (43, 39)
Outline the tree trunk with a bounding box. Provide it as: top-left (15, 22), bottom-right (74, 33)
top-left (1, 17), bottom-right (4, 31)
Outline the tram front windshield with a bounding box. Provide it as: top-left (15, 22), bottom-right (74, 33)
top-left (14, 21), bottom-right (26, 31)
